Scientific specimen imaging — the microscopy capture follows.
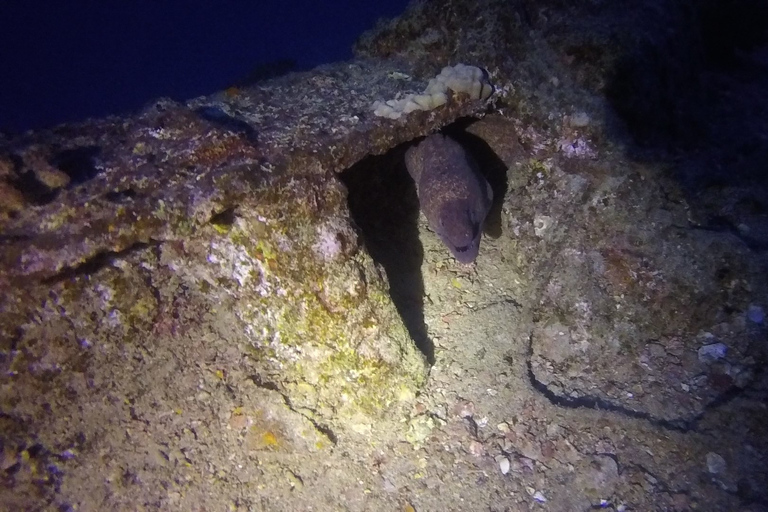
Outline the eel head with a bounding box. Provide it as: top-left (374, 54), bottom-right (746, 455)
top-left (435, 199), bottom-right (483, 264)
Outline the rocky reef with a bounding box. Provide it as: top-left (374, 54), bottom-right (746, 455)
top-left (2, 0), bottom-right (768, 510)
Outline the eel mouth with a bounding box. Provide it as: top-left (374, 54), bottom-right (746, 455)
top-left (450, 238), bottom-right (480, 264)
top-left (455, 244), bottom-right (472, 253)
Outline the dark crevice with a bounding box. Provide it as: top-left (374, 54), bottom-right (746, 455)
top-left (49, 146), bottom-right (102, 186)
top-left (194, 106), bottom-right (258, 142)
top-left (248, 373), bottom-right (280, 392)
top-left (699, 384), bottom-right (750, 412)
top-left (209, 207), bottom-right (238, 227)
top-left (42, 241), bottom-right (155, 284)
top-left (339, 120), bottom-right (510, 366)
top-left (340, 141), bottom-right (434, 364)
top-left (7, 146), bottom-right (102, 205)
top-left (472, 297), bottom-right (523, 312)
top-left (104, 188), bottom-right (137, 203)
top-left (525, 354), bottom-right (690, 432)
top-left (462, 416), bottom-right (480, 440)
top-left (520, 333), bottom-right (760, 433)
top-left (11, 168), bottom-right (59, 205)
top-left (248, 373), bottom-right (338, 445)
top-left (300, 415), bottom-right (338, 446)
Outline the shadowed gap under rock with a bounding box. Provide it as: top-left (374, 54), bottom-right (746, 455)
top-left (340, 142), bottom-right (434, 364)
top-left (442, 119), bottom-right (510, 240)
top-left (340, 120), bottom-right (510, 366)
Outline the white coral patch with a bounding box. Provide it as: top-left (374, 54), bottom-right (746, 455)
top-left (207, 238), bottom-right (271, 295)
top-left (94, 283), bottom-right (114, 305)
top-left (373, 63), bottom-right (492, 119)
top-left (533, 215), bottom-right (554, 237)
top-left (558, 137), bottom-right (597, 158)
top-left (312, 223), bottom-right (343, 262)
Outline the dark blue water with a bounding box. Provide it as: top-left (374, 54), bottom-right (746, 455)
top-left (0, 1), bottom-right (410, 132)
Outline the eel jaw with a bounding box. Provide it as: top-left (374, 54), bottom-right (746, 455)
top-left (438, 222), bottom-right (481, 264)
top-left (435, 201), bottom-right (483, 264)
top-left (447, 237), bottom-right (480, 264)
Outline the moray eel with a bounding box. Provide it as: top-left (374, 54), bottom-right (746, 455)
top-left (405, 134), bottom-right (493, 264)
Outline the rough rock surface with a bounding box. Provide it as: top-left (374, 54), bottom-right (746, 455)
top-left (3, 0), bottom-right (768, 510)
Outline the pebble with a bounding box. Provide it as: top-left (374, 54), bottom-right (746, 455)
top-left (59, 449), bottom-right (76, 460)
top-left (569, 112), bottom-right (591, 127)
top-left (533, 215), bottom-right (553, 237)
top-left (498, 456), bottom-right (511, 475)
top-left (533, 491), bottom-right (547, 503)
top-left (468, 440), bottom-right (485, 457)
top-left (706, 452), bottom-right (727, 474)
top-left (698, 343), bottom-right (727, 364)
top-left (747, 304), bottom-right (764, 324)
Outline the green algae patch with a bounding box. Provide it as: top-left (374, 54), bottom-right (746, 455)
top-left (184, 171), bottom-right (428, 430)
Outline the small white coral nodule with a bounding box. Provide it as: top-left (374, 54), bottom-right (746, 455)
top-left (372, 63), bottom-right (492, 119)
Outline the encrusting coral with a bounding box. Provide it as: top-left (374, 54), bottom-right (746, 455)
top-left (372, 63), bottom-right (493, 119)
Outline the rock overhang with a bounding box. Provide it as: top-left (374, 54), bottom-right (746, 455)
top-left (0, 58), bottom-right (497, 282)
